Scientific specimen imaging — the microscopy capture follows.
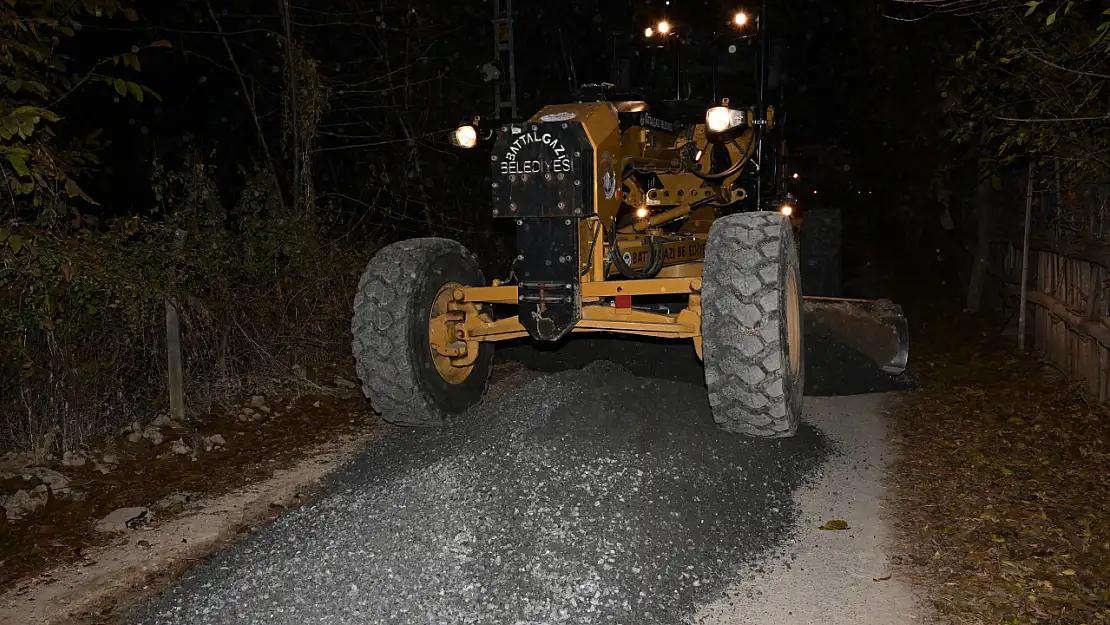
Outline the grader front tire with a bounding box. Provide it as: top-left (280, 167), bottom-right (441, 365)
top-left (702, 212), bottom-right (804, 438)
top-left (350, 238), bottom-right (493, 427)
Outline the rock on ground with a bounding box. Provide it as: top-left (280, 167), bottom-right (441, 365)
top-left (3, 490), bottom-right (46, 521)
top-left (96, 507), bottom-right (152, 534)
top-left (126, 360), bottom-right (830, 625)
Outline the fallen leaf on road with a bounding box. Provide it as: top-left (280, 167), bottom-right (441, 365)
top-left (819, 519), bottom-right (849, 530)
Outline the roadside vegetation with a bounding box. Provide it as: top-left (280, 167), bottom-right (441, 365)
top-left (1, 1), bottom-right (497, 458)
top-left (886, 2), bottom-right (1110, 622)
top-left (890, 284), bottom-right (1110, 625)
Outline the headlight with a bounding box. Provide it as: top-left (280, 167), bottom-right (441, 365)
top-left (705, 106), bottom-right (745, 132)
top-left (451, 124), bottom-right (478, 148)
top-left (780, 204), bottom-right (793, 217)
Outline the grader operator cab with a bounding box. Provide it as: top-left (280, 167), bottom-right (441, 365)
top-left (348, 11), bottom-right (909, 439)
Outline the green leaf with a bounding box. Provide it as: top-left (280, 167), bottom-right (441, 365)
top-left (128, 82), bottom-right (144, 102)
top-left (5, 153), bottom-right (30, 177)
top-left (64, 178), bottom-right (98, 205)
top-left (122, 53), bottom-right (141, 71)
top-left (8, 234), bottom-right (24, 255)
top-left (820, 519), bottom-right (850, 531)
top-left (1046, 10), bottom-right (1057, 25)
top-left (113, 78), bottom-right (127, 96)
top-left (123, 7), bottom-right (138, 21)
top-left (991, 174), bottom-right (1003, 192)
top-left (1025, 1), bottom-right (1040, 16)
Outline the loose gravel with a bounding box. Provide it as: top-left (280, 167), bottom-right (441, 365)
top-left (128, 355), bottom-right (831, 625)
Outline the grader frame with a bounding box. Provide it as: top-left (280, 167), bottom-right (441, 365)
top-left (350, 84), bottom-right (908, 439)
top-left (426, 98), bottom-right (761, 378)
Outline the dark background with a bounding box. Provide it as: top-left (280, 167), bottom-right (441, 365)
top-left (64, 0), bottom-right (965, 248)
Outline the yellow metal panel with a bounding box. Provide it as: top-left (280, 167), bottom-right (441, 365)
top-left (459, 276), bottom-right (701, 304)
top-left (525, 102), bottom-right (621, 222)
top-left (609, 238), bottom-right (707, 275)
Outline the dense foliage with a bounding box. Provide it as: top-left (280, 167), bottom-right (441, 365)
top-left (0, 0), bottom-right (494, 454)
top-left (921, 0), bottom-right (1110, 236)
top-left (942, 1), bottom-right (1108, 173)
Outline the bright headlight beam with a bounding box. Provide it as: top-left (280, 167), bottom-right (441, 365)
top-left (705, 107), bottom-right (734, 132)
top-left (733, 12), bottom-right (748, 26)
top-left (453, 124), bottom-right (478, 148)
top-left (636, 208), bottom-right (649, 219)
top-left (780, 204), bottom-right (793, 217)
top-left (657, 20), bottom-right (670, 34)
top-left (644, 26), bottom-right (653, 37)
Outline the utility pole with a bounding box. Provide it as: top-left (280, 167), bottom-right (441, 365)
top-left (492, 0), bottom-right (518, 121)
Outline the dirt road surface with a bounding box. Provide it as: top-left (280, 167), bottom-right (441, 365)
top-left (115, 338), bottom-right (925, 625)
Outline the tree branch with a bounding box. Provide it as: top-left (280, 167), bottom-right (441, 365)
top-left (1023, 51), bottom-right (1110, 81)
top-left (996, 114), bottom-right (1110, 123)
top-left (204, 0), bottom-right (285, 212)
top-left (279, 0), bottom-right (300, 212)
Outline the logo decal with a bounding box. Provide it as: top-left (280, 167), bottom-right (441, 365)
top-left (540, 111), bottom-right (577, 122)
top-left (639, 113), bottom-right (675, 133)
top-left (600, 152), bottom-right (617, 200)
top-left (497, 128), bottom-right (573, 175)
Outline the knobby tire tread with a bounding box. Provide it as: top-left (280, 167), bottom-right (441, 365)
top-left (702, 212), bottom-right (804, 438)
top-left (350, 237), bottom-right (489, 427)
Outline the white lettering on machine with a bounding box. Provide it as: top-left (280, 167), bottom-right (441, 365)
top-left (500, 129), bottom-right (573, 175)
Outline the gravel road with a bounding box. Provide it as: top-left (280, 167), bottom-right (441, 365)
top-left (125, 336), bottom-right (913, 625)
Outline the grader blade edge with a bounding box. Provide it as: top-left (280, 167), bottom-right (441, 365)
top-left (801, 297), bottom-right (910, 376)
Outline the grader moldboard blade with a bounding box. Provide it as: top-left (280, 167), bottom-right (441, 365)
top-left (801, 296), bottom-right (913, 396)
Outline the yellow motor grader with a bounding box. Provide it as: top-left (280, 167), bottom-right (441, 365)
top-left (348, 84), bottom-right (909, 438)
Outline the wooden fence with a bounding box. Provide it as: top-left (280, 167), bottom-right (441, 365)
top-left (1001, 236), bottom-right (1110, 400)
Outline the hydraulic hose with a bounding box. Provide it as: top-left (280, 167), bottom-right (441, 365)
top-left (607, 213), bottom-right (665, 279)
top-left (679, 135), bottom-right (751, 181)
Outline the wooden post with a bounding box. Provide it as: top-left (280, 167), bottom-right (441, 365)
top-left (1019, 159), bottom-right (1035, 351)
top-left (167, 229), bottom-right (188, 420)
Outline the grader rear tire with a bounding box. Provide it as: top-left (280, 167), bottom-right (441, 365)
top-left (350, 238), bottom-right (493, 426)
top-left (702, 212), bottom-right (804, 438)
